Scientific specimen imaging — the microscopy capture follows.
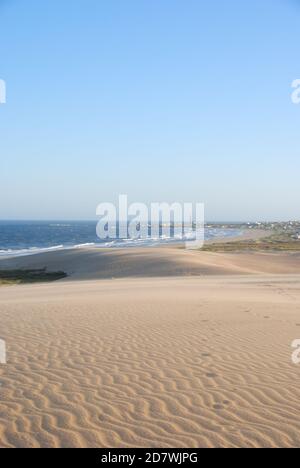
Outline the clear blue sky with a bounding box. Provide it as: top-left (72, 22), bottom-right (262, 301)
top-left (0, 0), bottom-right (299, 221)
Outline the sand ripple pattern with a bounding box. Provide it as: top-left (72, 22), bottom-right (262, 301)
top-left (1, 277), bottom-right (300, 447)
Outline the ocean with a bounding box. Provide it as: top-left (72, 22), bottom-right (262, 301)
top-left (0, 221), bottom-right (243, 258)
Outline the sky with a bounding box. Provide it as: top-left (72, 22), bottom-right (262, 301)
top-left (0, 0), bottom-right (300, 221)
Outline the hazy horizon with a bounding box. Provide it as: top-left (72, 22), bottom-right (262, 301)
top-left (0, 218), bottom-right (297, 224)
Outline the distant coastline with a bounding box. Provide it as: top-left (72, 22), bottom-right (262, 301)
top-left (0, 221), bottom-right (244, 258)
top-left (0, 220), bottom-right (299, 259)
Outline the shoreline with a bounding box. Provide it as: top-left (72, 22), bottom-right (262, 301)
top-left (1, 232), bottom-right (300, 447)
top-left (1, 237), bottom-right (300, 283)
top-left (0, 228), bottom-right (269, 261)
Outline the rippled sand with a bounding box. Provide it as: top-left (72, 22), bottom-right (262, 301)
top-left (1, 249), bottom-right (300, 447)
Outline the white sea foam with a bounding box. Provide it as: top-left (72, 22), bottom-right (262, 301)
top-left (74, 243), bottom-right (96, 248)
top-left (0, 229), bottom-right (243, 258)
top-left (0, 245), bottom-right (65, 258)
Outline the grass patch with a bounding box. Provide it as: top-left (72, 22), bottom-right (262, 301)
top-left (0, 268), bottom-right (67, 285)
top-left (202, 234), bottom-right (300, 253)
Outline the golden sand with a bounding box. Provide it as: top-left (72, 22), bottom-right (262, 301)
top-left (0, 247), bottom-right (300, 447)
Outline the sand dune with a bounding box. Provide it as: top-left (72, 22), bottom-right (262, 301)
top-left (1, 249), bottom-right (300, 447)
top-left (1, 246), bottom-right (300, 279)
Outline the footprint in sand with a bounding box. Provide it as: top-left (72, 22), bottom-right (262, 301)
top-left (213, 404), bottom-right (224, 411)
top-left (213, 401), bottom-right (230, 410)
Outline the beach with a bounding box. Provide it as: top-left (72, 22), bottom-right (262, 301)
top-left (1, 246), bottom-right (300, 447)
top-left (1, 0), bottom-right (299, 452)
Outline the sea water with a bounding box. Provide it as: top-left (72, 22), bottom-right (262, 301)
top-left (0, 221), bottom-right (243, 258)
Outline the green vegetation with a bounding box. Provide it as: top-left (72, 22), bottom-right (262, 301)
top-left (202, 233), bottom-right (300, 253)
top-left (0, 268), bottom-right (67, 285)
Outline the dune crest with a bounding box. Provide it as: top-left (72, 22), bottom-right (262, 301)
top-left (1, 247), bottom-right (300, 280)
